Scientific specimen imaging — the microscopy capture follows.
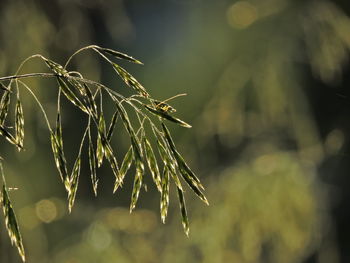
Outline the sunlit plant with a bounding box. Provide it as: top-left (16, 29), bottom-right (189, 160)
top-left (0, 45), bottom-right (208, 262)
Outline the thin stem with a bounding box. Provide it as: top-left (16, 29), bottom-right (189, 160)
top-left (68, 71), bottom-right (84, 78)
top-left (64, 45), bottom-right (98, 69)
top-left (18, 80), bottom-right (52, 132)
top-left (158, 93), bottom-right (187, 104)
top-left (14, 54), bottom-right (46, 76)
top-left (93, 48), bottom-right (113, 65)
top-left (7, 55), bottom-right (47, 93)
top-left (0, 161), bottom-right (6, 185)
top-left (78, 117), bottom-right (90, 155)
top-left (99, 89), bottom-right (103, 114)
top-left (0, 69), bottom-right (163, 137)
top-left (103, 87), bottom-right (162, 134)
top-left (0, 73), bottom-right (56, 82)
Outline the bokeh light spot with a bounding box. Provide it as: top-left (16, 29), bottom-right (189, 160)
top-left (227, 1), bottom-right (258, 29)
top-left (35, 199), bottom-right (57, 223)
top-left (325, 129), bottom-right (344, 154)
top-left (86, 222), bottom-right (112, 251)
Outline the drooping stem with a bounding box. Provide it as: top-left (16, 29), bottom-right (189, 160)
top-left (18, 80), bottom-right (52, 133)
top-left (64, 45), bottom-right (98, 69)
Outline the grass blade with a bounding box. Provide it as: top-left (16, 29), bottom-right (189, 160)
top-left (55, 111), bottom-right (63, 149)
top-left (54, 110), bottom-right (68, 188)
top-left (68, 156), bottom-right (81, 213)
top-left (82, 83), bottom-right (98, 118)
top-left (96, 47), bottom-right (143, 64)
top-left (0, 90), bottom-right (11, 126)
top-left (160, 166), bottom-right (170, 223)
top-left (143, 137), bottom-right (161, 192)
top-left (15, 97), bottom-right (24, 151)
top-left (106, 110), bottom-right (119, 141)
top-left (145, 105), bottom-right (191, 128)
top-left (177, 186), bottom-right (189, 236)
top-left (50, 132), bottom-right (69, 190)
top-left (0, 126), bottom-right (22, 149)
top-left (161, 123), bottom-right (201, 186)
top-left (57, 77), bottom-right (89, 114)
top-left (156, 139), bottom-right (183, 191)
top-left (130, 160), bottom-right (144, 212)
top-left (88, 129), bottom-right (98, 196)
top-left (104, 143), bottom-right (121, 186)
top-left (112, 63), bottom-right (149, 97)
top-left (156, 139), bottom-right (175, 172)
top-left (96, 113), bottom-right (106, 167)
top-left (115, 103), bottom-right (143, 160)
top-left (161, 123), bottom-right (208, 205)
top-left (114, 147), bottom-right (133, 193)
top-left (1, 182), bottom-right (25, 261)
top-left (44, 59), bottom-right (68, 76)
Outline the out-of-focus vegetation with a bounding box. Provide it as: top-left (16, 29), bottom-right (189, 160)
top-left (1, 0), bottom-right (350, 262)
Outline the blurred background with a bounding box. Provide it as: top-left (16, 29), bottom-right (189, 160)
top-left (1, 0), bottom-right (350, 262)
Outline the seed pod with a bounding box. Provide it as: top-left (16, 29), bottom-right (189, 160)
top-left (160, 166), bottom-right (170, 223)
top-left (15, 97), bottom-right (24, 151)
top-left (1, 183), bottom-right (25, 262)
top-left (130, 160), bottom-right (144, 212)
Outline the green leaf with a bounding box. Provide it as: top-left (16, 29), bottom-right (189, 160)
top-left (145, 105), bottom-right (191, 128)
top-left (1, 184), bottom-right (25, 262)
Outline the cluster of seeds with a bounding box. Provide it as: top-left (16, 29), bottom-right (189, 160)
top-left (0, 45), bottom-right (208, 261)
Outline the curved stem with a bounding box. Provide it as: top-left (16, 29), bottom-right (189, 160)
top-left (14, 55), bottom-right (46, 76)
top-left (18, 80), bottom-right (52, 133)
top-left (103, 87), bottom-right (161, 134)
top-left (64, 45), bottom-right (98, 69)
top-left (78, 117), bottom-right (90, 155)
